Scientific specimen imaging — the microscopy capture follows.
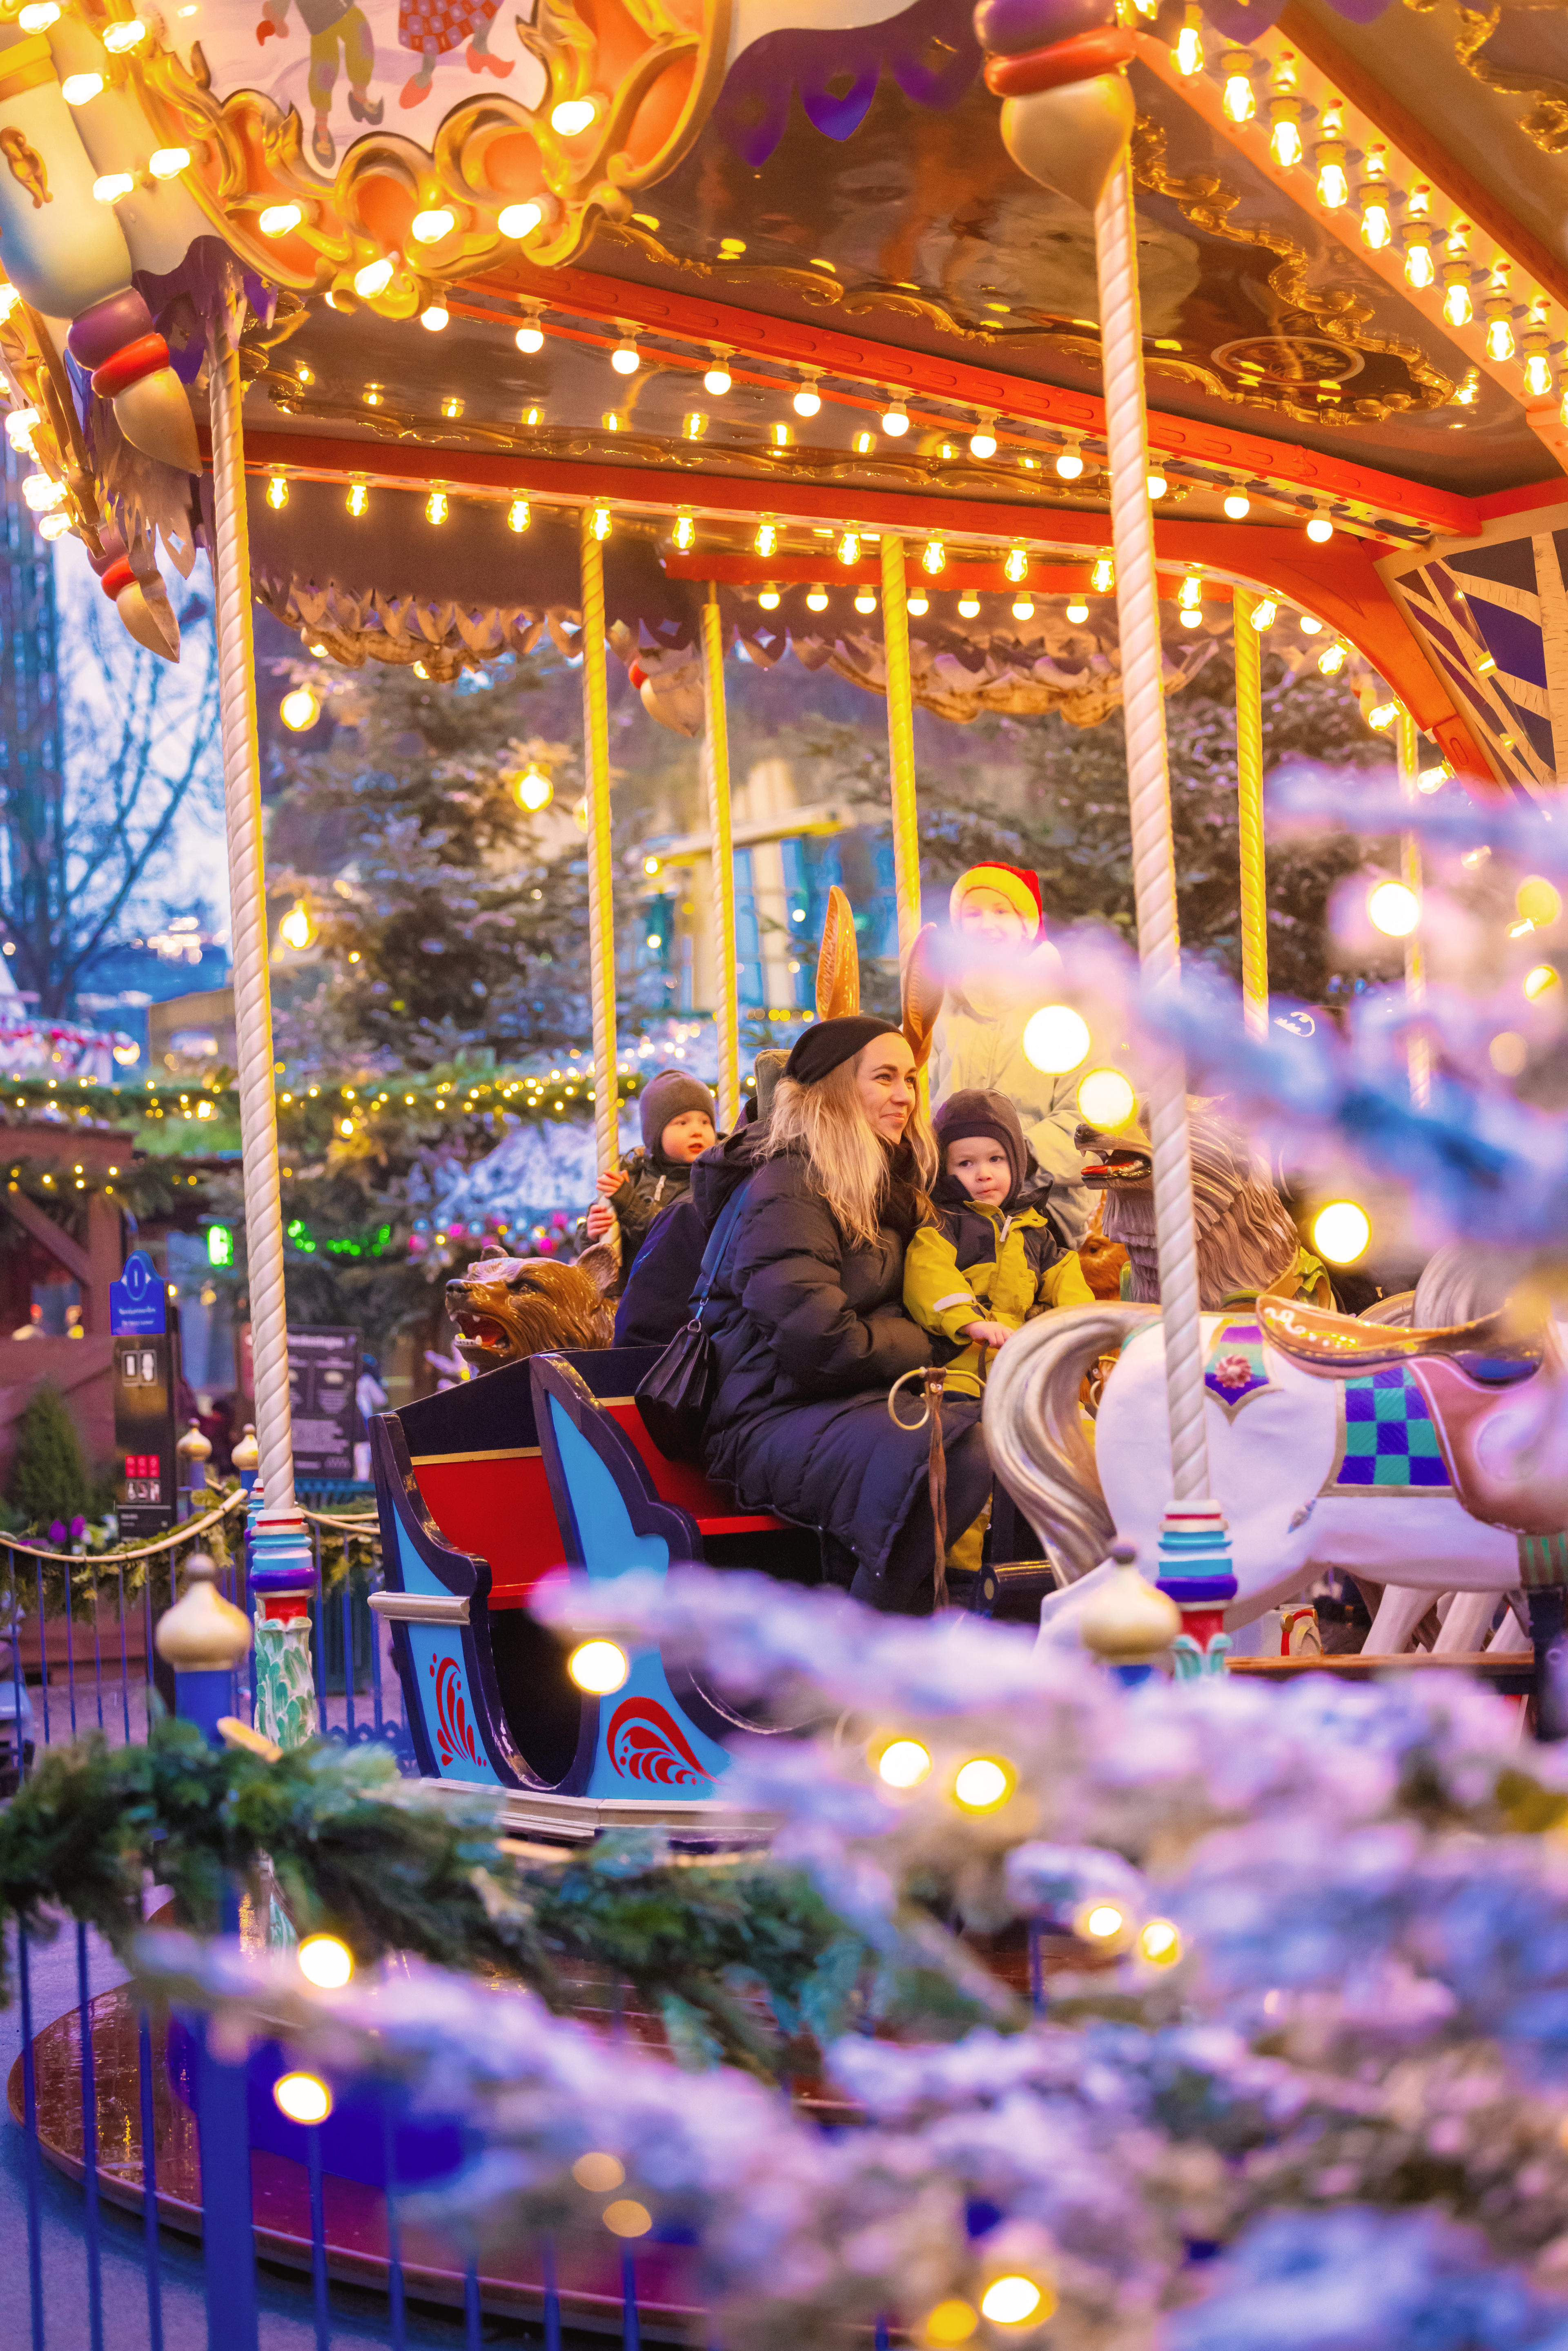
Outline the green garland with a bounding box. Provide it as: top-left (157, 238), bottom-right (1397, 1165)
top-left (0, 1722), bottom-right (987, 2077)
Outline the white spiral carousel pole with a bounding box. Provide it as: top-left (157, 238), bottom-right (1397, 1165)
top-left (980, 8), bottom-right (1234, 1665)
top-left (207, 311), bottom-right (318, 1743)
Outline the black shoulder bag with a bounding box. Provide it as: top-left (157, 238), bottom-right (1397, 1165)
top-left (634, 1178), bottom-right (753, 1463)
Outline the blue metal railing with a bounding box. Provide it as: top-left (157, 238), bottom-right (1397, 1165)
top-left (0, 1493), bottom-right (410, 1780)
top-left (5, 1909), bottom-right (640, 2349)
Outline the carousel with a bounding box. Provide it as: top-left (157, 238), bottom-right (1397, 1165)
top-left (0, 0), bottom-right (1558, 1792)
top-left (7, 0), bottom-right (1568, 2324)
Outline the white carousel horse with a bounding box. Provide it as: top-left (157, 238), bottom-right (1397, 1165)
top-left (982, 1245), bottom-right (1568, 1642)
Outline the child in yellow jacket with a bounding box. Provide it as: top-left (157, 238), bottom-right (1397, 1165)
top-left (904, 1090), bottom-right (1092, 1582)
top-left (904, 1088), bottom-right (1093, 1399)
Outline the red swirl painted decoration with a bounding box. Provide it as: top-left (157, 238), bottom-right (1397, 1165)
top-left (430, 1653), bottom-right (483, 1769)
top-left (606, 1697), bottom-right (713, 1789)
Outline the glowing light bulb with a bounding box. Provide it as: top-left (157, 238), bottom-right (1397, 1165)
top-left (62, 73), bottom-right (106, 105)
top-left (853, 589), bottom-right (876, 615)
top-left (1076, 1067), bottom-right (1135, 1127)
top-left (1139, 1919), bottom-right (1182, 1965)
top-left (957, 592), bottom-right (980, 617)
top-left (1305, 515), bottom-right (1334, 543)
top-left (347, 483), bottom-right (368, 517)
top-left (1404, 230), bottom-right (1435, 290)
top-left (907, 592), bottom-right (929, 615)
top-left (806, 586), bottom-right (828, 611)
top-left (1173, 4), bottom-right (1203, 75)
top-left (683, 412), bottom-right (706, 439)
top-left (837, 531), bottom-right (860, 566)
top-left (500, 201), bottom-right (545, 239)
top-left (980, 2279), bottom-right (1049, 2329)
top-left (1299, 614), bottom-right (1323, 634)
top-left (952, 1756), bottom-right (1012, 1811)
top-left (5, 409), bottom-right (38, 455)
top-left (1526, 345), bottom-right (1554, 399)
top-left (37, 511), bottom-right (70, 542)
top-left (1483, 302), bottom-right (1516, 361)
top-left (1250, 598), bottom-right (1277, 630)
top-left (969, 423), bottom-right (998, 459)
top-left (611, 338), bottom-right (639, 374)
top-left (425, 489), bottom-right (448, 525)
top-left (1079, 1901), bottom-right (1125, 1940)
top-left (1221, 54), bottom-right (1255, 123)
top-left (508, 497), bottom-right (529, 532)
top-left (411, 207), bottom-right (456, 244)
top-left (1012, 597), bottom-right (1034, 620)
top-left (267, 474), bottom-right (288, 510)
top-left (1224, 492), bottom-right (1251, 519)
top-left (354, 257), bottom-right (394, 299)
top-left (1179, 608), bottom-right (1202, 627)
top-left (1368, 878), bottom-right (1419, 933)
top-left (1056, 444), bottom-right (1085, 479)
top-left (1178, 572), bottom-right (1202, 608)
top-left (1360, 192), bottom-right (1391, 251)
top-left (1319, 640), bottom-right (1346, 675)
top-left (876, 1737), bottom-right (931, 1787)
top-left (1443, 270), bottom-right (1473, 326)
top-left (103, 18), bottom-right (147, 49)
top-left (922, 538), bottom-right (946, 575)
top-left (1090, 555), bottom-right (1114, 593)
top-left (1517, 876), bottom-right (1563, 927)
top-left (882, 403), bottom-right (910, 436)
top-left (274, 2072), bottom-right (332, 2125)
top-left (673, 512), bottom-right (695, 552)
top-left (759, 587), bottom-right (780, 610)
top-left (755, 519), bottom-right (779, 558)
top-left (590, 504), bottom-right (611, 541)
top-left (278, 896), bottom-right (316, 944)
top-left (94, 173), bottom-right (135, 204)
top-left (1066, 599), bottom-right (1089, 622)
top-left (149, 147), bottom-right (190, 178)
top-left (568, 1639), bottom-right (628, 1693)
top-left (259, 201), bottom-right (304, 237)
top-left (793, 381), bottom-right (822, 417)
top-left (298, 1935), bottom-right (354, 1990)
top-left (1269, 98), bottom-right (1302, 168)
top-left (1147, 471), bottom-right (1167, 498)
top-left (1315, 144), bottom-right (1348, 209)
top-left (704, 361), bottom-right (732, 394)
top-left (18, 2), bottom-right (60, 27)
top-left (21, 474), bottom-right (62, 512)
top-left (550, 97), bottom-right (599, 136)
top-left (421, 305), bottom-right (449, 333)
top-left (1312, 1199), bottom-right (1371, 1264)
top-left (1022, 1004), bottom-right (1090, 1073)
top-left (1525, 963), bottom-right (1560, 1001)
top-left (512, 763), bottom-right (552, 812)
top-left (1004, 546), bottom-right (1028, 583)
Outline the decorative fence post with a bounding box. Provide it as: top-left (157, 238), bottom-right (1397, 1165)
top-left (154, 1552), bottom-right (251, 1746)
top-left (976, 7), bottom-right (1234, 1669)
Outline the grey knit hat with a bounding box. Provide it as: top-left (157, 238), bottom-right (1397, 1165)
top-left (933, 1088), bottom-right (1029, 1200)
top-left (640, 1067), bottom-right (717, 1155)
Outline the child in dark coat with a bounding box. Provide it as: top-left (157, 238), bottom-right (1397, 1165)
top-left (585, 1068), bottom-right (717, 1283)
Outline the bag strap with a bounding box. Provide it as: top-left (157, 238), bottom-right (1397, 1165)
top-left (690, 1177), bottom-right (753, 1325)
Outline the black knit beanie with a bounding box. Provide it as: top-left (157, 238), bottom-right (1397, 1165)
top-left (783, 1016), bottom-right (901, 1087)
top-left (639, 1068), bottom-right (717, 1155)
top-left (933, 1089), bottom-right (1029, 1201)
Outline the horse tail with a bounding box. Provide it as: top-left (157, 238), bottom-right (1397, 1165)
top-left (983, 1304), bottom-right (1162, 1584)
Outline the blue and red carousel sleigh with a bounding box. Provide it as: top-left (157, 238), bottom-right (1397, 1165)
top-left (370, 1346), bottom-right (1051, 1837)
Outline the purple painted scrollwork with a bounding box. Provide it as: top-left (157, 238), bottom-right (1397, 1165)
top-left (714, 0), bottom-right (981, 168)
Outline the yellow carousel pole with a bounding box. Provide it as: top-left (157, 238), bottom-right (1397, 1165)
top-left (1233, 589), bottom-right (1268, 1041)
top-left (1396, 709), bottom-right (1430, 1107)
top-left (700, 587), bottom-right (741, 1132)
top-left (580, 510), bottom-right (619, 1172)
top-left (881, 533), bottom-right (922, 957)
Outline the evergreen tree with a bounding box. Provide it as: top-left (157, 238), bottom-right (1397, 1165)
top-left (267, 646), bottom-right (676, 1074)
top-left (9, 1384), bottom-right (89, 1530)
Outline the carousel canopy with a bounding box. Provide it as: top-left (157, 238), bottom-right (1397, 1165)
top-left (4, 0), bottom-right (1567, 774)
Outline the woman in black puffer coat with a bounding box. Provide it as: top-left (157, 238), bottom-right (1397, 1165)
top-left (690, 1014), bottom-right (991, 1615)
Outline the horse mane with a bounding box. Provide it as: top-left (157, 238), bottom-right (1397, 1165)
top-left (1102, 1109), bottom-right (1301, 1310)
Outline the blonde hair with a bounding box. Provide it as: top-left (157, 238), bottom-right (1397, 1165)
top-left (765, 1055), bottom-right (936, 1246)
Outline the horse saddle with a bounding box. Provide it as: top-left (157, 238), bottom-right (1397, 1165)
top-left (1258, 1296), bottom-right (1568, 1537)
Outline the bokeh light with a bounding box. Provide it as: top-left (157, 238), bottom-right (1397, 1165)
top-left (1312, 1201), bottom-right (1371, 1265)
top-left (1367, 881), bottom-right (1420, 936)
top-left (568, 1639), bottom-right (629, 1694)
top-left (1076, 1068), bottom-right (1136, 1129)
top-left (1022, 1005), bottom-right (1090, 1074)
top-left (877, 1738), bottom-right (933, 1788)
